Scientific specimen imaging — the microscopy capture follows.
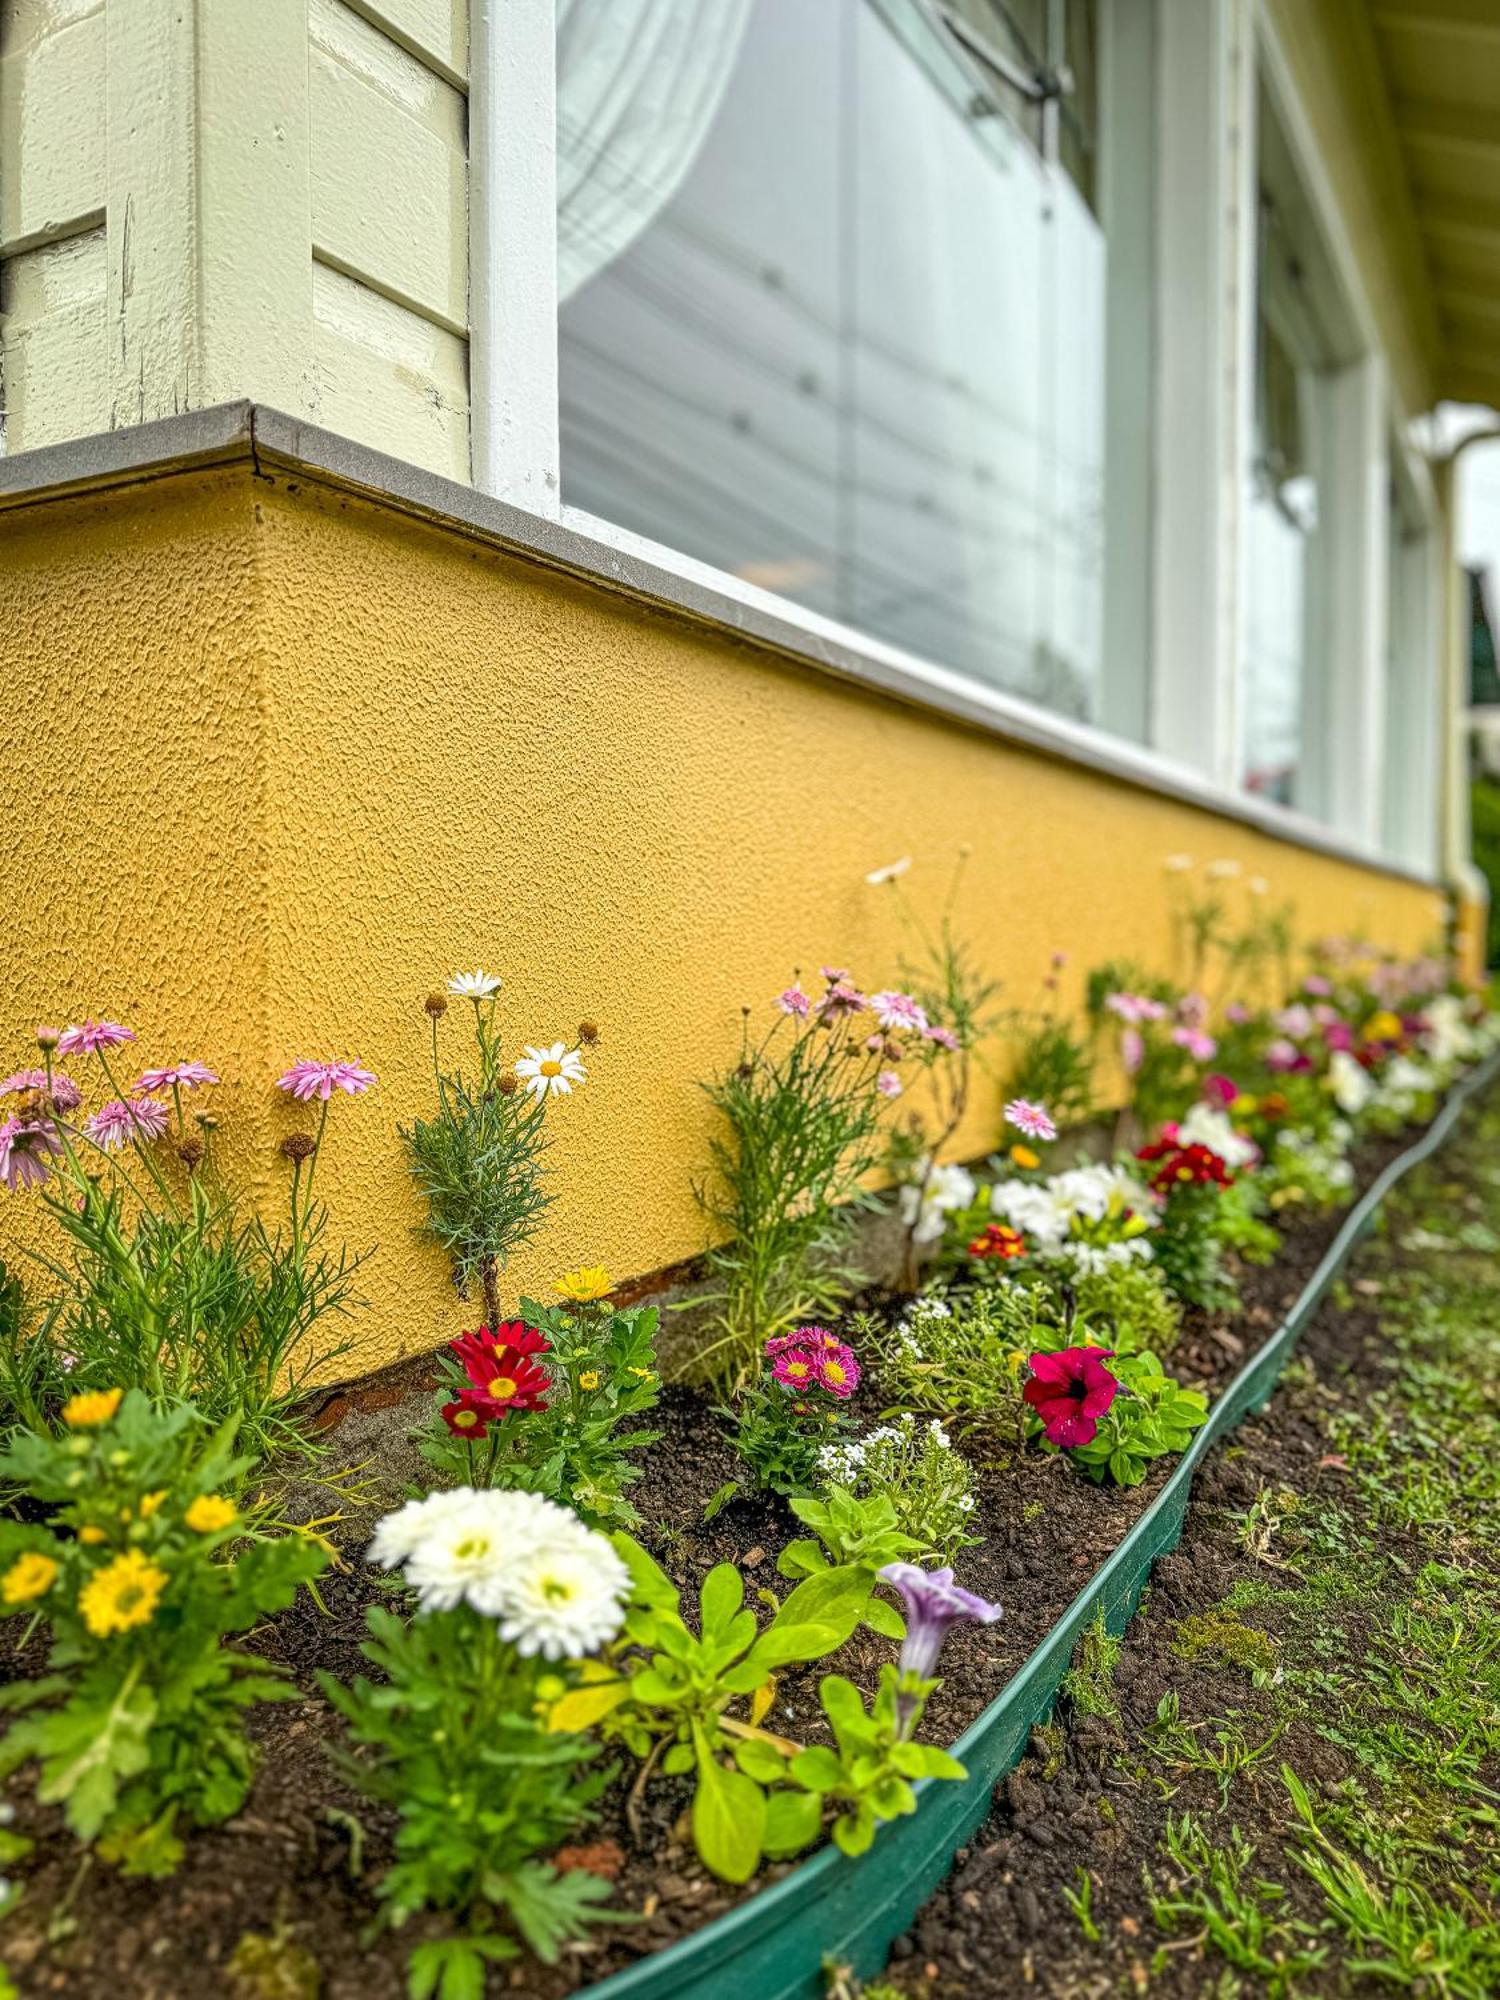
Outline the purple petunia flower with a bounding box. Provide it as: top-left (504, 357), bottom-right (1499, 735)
top-left (57, 1020), bottom-right (136, 1057)
top-left (85, 1096), bottom-right (170, 1152)
top-left (276, 1059), bottom-right (377, 1102)
top-left (879, 1562), bottom-right (1003, 1730)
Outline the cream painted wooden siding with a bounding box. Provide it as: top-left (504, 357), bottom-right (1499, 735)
top-left (0, 0), bottom-right (471, 477)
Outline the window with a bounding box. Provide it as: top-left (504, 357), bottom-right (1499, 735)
top-left (556, 0), bottom-right (1153, 736)
top-left (1240, 75), bottom-right (1360, 816)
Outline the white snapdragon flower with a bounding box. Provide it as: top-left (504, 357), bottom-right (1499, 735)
top-left (1177, 1102), bottom-right (1258, 1171)
top-left (1328, 1049), bottom-right (1375, 1115)
top-left (899, 1160), bottom-right (976, 1244)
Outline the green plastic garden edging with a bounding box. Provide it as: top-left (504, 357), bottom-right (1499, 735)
top-left (580, 1052), bottom-right (1500, 2000)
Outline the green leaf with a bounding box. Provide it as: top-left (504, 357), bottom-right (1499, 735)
top-left (762, 1786), bottom-right (824, 1858)
top-left (863, 1594), bottom-right (906, 1641)
top-left (773, 1566), bottom-right (871, 1646)
top-left (701, 1480), bottom-right (742, 1523)
top-left (30, 1671), bottom-right (157, 1841)
top-left (691, 1733), bottom-right (766, 1884)
top-left (788, 1744), bottom-right (845, 1793)
top-left (742, 1620), bottom-right (842, 1674)
top-left (609, 1532), bottom-right (679, 1611)
top-left (407, 1935), bottom-right (516, 2000)
top-left (699, 1563), bottom-right (744, 1639)
top-left (775, 1539), bottom-right (828, 1580)
top-left (732, 1735), bottom-right (791, 1785)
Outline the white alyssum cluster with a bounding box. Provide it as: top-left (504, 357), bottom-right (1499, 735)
top-left (890, 1295), bottom-right (952, 1362)
top-left (1375, 1053), bottom-right (1439, 1120)
top-left (1175, 1102), bottom-right (1258, 1171)
top-left (899, 1160), bottom-right (977, 1245)
top-left (368, 1487), bottom-right (630, 1659)
top-left (1273, 1126), bottom-right (1355, 1194)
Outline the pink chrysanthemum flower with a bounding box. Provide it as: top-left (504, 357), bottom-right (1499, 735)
top-left (57, 1020), bottom-right (137, 1057)
top-left (771, 1347), bottom-right (820, 1391)
top-left (85, 1096), bottom-right (170, 1152)
top-left (0, 1115), bottom-right (62, 1192)
top-left (923, 1023), bottom-right (960, 1052)
top-left (276, 1059), bottom-right (378, 1101)
top-left (869, 990), bottom-right (929, 1034)
top-left (877, 1070), bottom-right (902, 1099)
top-left (776, 985), bottom-right (811, 1018)
top-left (814, 1343), bottom-right (861, 1397)
top-left (134, 1062), bottom-right (220, 1092)
top-left (1004, 1098), bottom-right (1057, 1142)
top-left (0, 1069), bottom-right (82, 1113)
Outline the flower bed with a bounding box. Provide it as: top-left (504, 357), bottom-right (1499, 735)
top-left (1, 878), bottom-right (1498, 2000)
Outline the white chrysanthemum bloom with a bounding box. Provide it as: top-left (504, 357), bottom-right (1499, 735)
top-left (492, 1535), bottom-right (631, 1660)
top-left (370, 1488), bottom-right (555, 1613)
top-left (515, 1042), bottom-right (588, 1100)
top-left (1177, 1103), bottom-right (1258, 1171)
top-left (448, 970), bottom-right (503, 999)
top-left (899, 1160), bottom-right (976, 1244)
top-left (367, 1487), bottom-right (487, 1571)
top-left (1329, 1049), bottom-right (1375, 1115)
top-left (989, 1178), bottom-right (1069, 1252)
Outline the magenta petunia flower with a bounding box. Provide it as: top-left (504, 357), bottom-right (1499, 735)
top-left (134, 1062), bottom-right (220, 1092)
top-left (1203, 1073), bottom-right (1238, 1109)
top-left (877, 1069), bottom-right (903, 1099)
top-left (1004, 1098), bottom-right (1057, 1142)
top-left (771, 1347), bottom-right (820, 1391)
top-left (775, 985), bottom-right (811, 1018)
top-left (0, 1114), bottom-right (63, 1192)
top-left (1023, 1346), bottom-right (1120, 1449)
top-left (870, 990), bottom-right (929, 1034)
top-left (57, 1020), bottom-right (136, 1057)
top-left (0, 1068), bottom-right (82, 1113)
top-left (85, 1096), bottom-right (170, 1152)
top-left (276, 1058), bottom-right (377, 1101)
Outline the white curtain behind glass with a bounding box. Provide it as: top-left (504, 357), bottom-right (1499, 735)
top-left (557, 0), bottom-right (754, 303)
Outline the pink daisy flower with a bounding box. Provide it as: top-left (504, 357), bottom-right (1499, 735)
top-left (923, 1023), bottom-right (960, 1052)
top-left (1171, 1026), bottom-right (1217, 1062)
top-left (817, 981), bottom-right (867, 1020)
top-left (869, 990), bottom-right (929, 1034)
top-left (776, 985), bottom-right (812, 1018)
top-left (57, 1020), bottom-right (137, 1057)
top-left (819, 966), bottom-right (850, 983)
top-left (814, 1343), bottom-right (860, 1397)
top-left (276, 1059), bottom-right (378, 1101)
top-left (0, 1114), bottom-right (63, 1192)
top-left (1004, 1098), bottom-right (1057, 1142)
top-left (877, 1069), bottom-right (903, 1099)
top-left (134, 1061), bottom-right (220, 1092)
top-left (85, 1096), bottom-right (170, 1152)
top-left (0, 1069), bottom-right (82, 1113)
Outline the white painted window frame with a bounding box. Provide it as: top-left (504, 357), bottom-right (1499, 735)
top-left (466, 0), bottom-right (1438, 880)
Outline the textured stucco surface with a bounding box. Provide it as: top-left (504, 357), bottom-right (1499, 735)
top-left (0, 463), bottom-right (1451, 1380)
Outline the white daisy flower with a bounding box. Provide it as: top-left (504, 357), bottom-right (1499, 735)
top-left (865, 856), bottom-right (912, 885)
top-left (447, 970), bottom-right (503, 999)
top-left (515, 1042), bottom-right (587, 1100)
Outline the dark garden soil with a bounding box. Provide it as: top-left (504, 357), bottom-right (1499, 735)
top-left (0, 1123), bottom-right (1455, 2000)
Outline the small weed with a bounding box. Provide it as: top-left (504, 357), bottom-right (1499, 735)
top-left (1062, 1865), bottom-right (1101, 1943)
top-left (1062, 1610), bottom-right (1124, 1722)
top-left (1148, 1813), bottom-right (1323, 1997)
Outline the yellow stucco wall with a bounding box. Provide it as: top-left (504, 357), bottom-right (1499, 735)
top-left (0, 461), bottom-right (1451, 1381)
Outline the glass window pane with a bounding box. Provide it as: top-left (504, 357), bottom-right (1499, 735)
top-left (557, 0), bottom-right (1149, 739)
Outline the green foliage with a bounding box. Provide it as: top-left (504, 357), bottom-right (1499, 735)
top-left (0, 1255), bottom-right (63, 1437)
top-left (778, 1488), bottom-right (925, 1617)
top-left (1470, 778), bottom-right (1500, 968)
top-left (809, 1411), bottom-right (982, 1561)
top-left (867, 1290), bottom-right (1060, 1420)
top-left (1148, 1181), bottom-right (1238, 1310)
top-left (551, 1535), bottom-right (876, 1884)
top-left (1150, 1812), bottom-right (1324, 1996)
top-left (1053, 1260), bottom-right (1182, 1358)
top-left (321, 1603), bottom-right (617, 1991)
top-left (0, 1391), bottom-right (328, 1872)
top-left (422, 1296), bottom-right (661, 1526)
top-left (1171, 1603), bottom-right (1279, 1685)
top-left (724, 1344), bottom-right (857, 1500)
top-left (1043, 1350), bottom-right (1207, 1486)
top-left (1061, 1610), bottom-right (1122, 1721)
top-left (1000, 1014), bottom-right (1094, 1130)
top-left (399, 988), bottom-right (575, 1326)
top-left (31, 1164), bottom-right (360, 1463)
top-left (690, 992), bottom-right (891, 1383)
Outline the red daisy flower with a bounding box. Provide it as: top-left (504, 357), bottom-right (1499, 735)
top-left (459, 1347), bottom-right (552, 1414)
top-left (449, 1320), bottom-right (551, 1380)
top-left (1023, 1346), bottom-right (1120, 1449)
top-left (441, 1394), bottom-right (492, 1438)
top-left (1136, 1140), bottom-right (1233, 1194)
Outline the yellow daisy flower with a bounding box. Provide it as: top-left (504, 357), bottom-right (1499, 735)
top-left (3, 1550), bottom-right (59, 1605)
top-left (1009, 1144), bottom-right (1040, 1170)
top-left (1363, 1010), bottom-right (1403, 1044)
top-left (627, 1366), bottom-right (653, 1381)
top-left (62, 1387), bottom-right (123, 1429)
top-left (138, 1491), bottom-right (167, 1519)
top-left (79, 1550), bottom-right (167, 1637)
top-left (184, 1494), bottom-right (237, 1534)
top-left (79, 1525), bottom-right (108, 1545)
top-left (554, 1266), bottom-right (612, 1304)
top-left (578, 1370), bottom-right (601, 1391)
